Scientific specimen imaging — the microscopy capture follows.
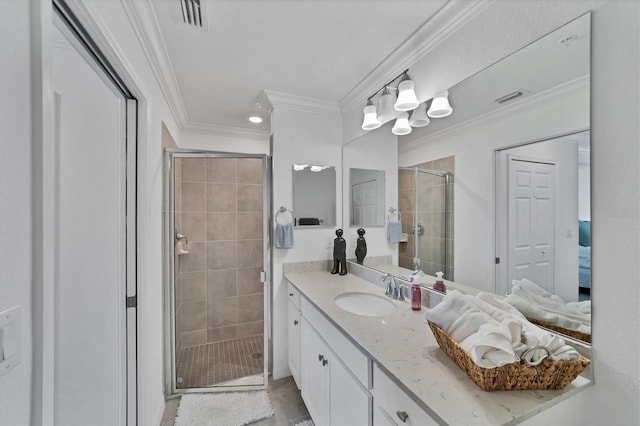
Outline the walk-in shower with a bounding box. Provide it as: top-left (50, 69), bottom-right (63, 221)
top-left (164, 151), bottom-right (271, 394)
top-left (399, 159), bottom-right (454, 280)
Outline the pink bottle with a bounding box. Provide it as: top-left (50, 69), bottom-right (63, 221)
top-left (433, 272), bottom-right (447, 294)
top-left (411, 283), bottom-right (422, 311)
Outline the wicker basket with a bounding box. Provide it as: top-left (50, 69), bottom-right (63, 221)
top-left (427, 321), bottom-right (590, 391)
top-left (527, 318), bottom-right (592, 344)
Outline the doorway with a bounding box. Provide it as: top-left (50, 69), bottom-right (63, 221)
top-left (164, 152), bottom-right (271, 394)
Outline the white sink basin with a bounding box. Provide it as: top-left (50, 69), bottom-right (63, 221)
top-left (334, 292), bottom-right (397, 317)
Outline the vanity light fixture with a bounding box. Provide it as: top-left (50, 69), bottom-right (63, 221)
top-left (392, 112), bottom-right (412, 135)
top-left (394, 72), bottom-right (420, 111)
top-left (361, 99), bottom-right (382, 130)
top-left (361, 69), bottom-right (452, 135)
top-left (427, 90), bottom-right (453, 118)
top-left (408, 102), bottom-right (430, 127)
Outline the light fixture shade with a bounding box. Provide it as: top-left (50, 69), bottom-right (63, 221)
top-left (427, 90), bottom-right (453, 118)
top-left (409, 103), bottom-right (430, 127)
top-left (392, 112), bottom-right (412, 135)
top-left (394, 79), bottom-right (419, 111)
top-left (377, 87), bottom-right (397, 123)
top-left (361, 101), bottom-right (381, 130)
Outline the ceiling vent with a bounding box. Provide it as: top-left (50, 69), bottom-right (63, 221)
top-left (494, 90), bottom-right (525, 104)
top-left (180, 0), bottom-right (207, 30)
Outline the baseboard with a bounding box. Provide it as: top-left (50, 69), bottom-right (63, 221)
top-left (272, 367), bottom-right (291, 381)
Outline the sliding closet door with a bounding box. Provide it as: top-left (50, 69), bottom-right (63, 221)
top-left (51, 22), bottom-right (131, 425)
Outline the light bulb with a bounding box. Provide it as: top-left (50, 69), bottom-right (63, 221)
top-left (361, 100), bottom-right (381, 130)
top-left (392, 112), bottom-right (412, 135)
top-left (394, 76), bottom-right (419, 111)
top-left (409, 103), bottom-right (430, 127)
top-left (427, 90), bottom-right (453, 118)
top-left (377, 87), bottom-right (397, 123)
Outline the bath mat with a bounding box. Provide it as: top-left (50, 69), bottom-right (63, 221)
top-left (174, 390), bottom-right (274, 426)
top-left (294, 420), bottom-right (315, 426)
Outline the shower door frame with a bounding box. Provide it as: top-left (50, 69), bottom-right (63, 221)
top-left (399, 166), bottom-right (451, 273)
top-left (163, 150), bottom-right (272, 396)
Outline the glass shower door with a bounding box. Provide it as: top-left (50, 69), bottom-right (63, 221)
top-left (164, 151), bottom-right (271, 394)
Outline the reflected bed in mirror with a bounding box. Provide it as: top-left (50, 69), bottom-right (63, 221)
top-left (350, 168), bottom-right (385, 227)
top-left (345, 14), bottom-right (592, 343)
top-left (292, 164), bottom-right (336, 227)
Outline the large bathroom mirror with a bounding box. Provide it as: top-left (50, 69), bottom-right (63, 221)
top-left (345, 14), bottom-right (592, 343)
top-left (292, 164), bottom-right (337, 227)
top-left (349, 168), bottom-right (385, 227)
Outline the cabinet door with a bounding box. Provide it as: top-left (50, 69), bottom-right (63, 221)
top-left (301, 318), bottom-right (330, 426)
top-left (330, 355), bottom-right (372, 426)
top-left (288, 300), bottom-right (301, 388)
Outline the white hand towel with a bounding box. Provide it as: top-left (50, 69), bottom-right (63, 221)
top-left (387, 221), bottom-right (402, 243)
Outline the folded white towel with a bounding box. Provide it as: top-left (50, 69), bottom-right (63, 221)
top-left (427, 290), bottom-right (581, 369)
top-left (506, 279), bottom-right (591, 334)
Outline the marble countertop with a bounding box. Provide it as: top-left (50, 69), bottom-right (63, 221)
top-left (284, 270), bottom-right (592, 426)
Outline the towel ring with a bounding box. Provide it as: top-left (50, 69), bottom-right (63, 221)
top-left (388, 207), bottom-right (401, 221)
top-left (275, 206), bottom-right (295, 225)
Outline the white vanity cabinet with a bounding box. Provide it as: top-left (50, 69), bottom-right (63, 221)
top-left (288, 283), bottom-right (302, 388)
top-left (372, 364), bottom-right (437, 426)
top-left (298, 294), bottom-right (372, 426)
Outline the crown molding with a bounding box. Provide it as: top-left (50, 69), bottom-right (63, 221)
top-left (183, 121), bottom-right (270, 142)
top-left (264, 90), bottom-right (341, 116)
top-left (400, 74), bottom-right (590, 152)
top-left (121, 0), bottom-right (189, 128)
top-left (339, 0), bottom-right (494, 113)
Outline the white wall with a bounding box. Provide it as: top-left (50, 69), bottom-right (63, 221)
top-left (0, 1), bottom-right (32, 425)
top-left (26, 1), bottom-right (181, 424)
top-left (400, 88), bottom-right (589, 294)
top-left (342, 126), bottom-right (398, 262)
top-left (400, 1), bottom-right (639, 423)
top-left (270, 104), bottom-right (343, 379)
top-left (179, 128), bottom-right (269, 154)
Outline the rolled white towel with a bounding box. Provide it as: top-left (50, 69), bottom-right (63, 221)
top-left (459, 320), bottom-right (522, 369)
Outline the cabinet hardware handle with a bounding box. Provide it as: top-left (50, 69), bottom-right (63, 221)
top-left (322, 359), bottom-right (328, 366)
top-left (318, 354), bottom-right (324, 362)
top-left (294, 320), bottom-right (298, 325)
top-left (289, 293), bottom-right (294, 296)
top-left (396, 411), bottom-right (409, 423)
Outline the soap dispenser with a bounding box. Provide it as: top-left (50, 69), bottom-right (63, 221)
top-left (433, 272), bottom-right (446, 294)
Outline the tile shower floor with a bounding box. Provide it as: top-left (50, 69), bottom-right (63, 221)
top-left (176, 334), bottom-right (264, 388)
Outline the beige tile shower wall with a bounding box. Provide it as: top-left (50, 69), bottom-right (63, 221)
top-left (416, 156), bottom-right (455, 280)
top-left (176, 158), bottom-right (264, 351)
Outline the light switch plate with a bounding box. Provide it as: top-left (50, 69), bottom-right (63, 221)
top-left (0, 305), bottom-right (21, 377)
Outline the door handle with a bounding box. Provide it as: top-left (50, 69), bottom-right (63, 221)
top-left (318, 354), bottom-right (324, 362)
top-left (322, 359), bottom-right (328, 366)
top-left (293, 320), bottom-right (298, 326)
top-left (396, 410), bottom-right (409, 423)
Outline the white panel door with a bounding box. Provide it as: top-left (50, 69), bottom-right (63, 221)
top-left (508, 158), bottom-right (556, 293)
top-left (352, 180), bottom-right (377, 226)
top-left (52, 26), bottom-right (129, 425)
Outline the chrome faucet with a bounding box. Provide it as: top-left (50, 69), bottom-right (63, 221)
top-left (381, 273), bottom-right (394, 296)
top-left (396, 283), bottom-right (405, 301)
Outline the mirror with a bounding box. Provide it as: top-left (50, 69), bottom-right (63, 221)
top-left (349, 168), bottom-right (385, 227)
top-left (344, 14), bottom-right (591, 342)
top-left (292, 164), bottom-right (336, 227)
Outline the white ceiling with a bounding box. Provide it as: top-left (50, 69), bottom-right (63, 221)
top-left (150, 0), bottom-right (448, 132)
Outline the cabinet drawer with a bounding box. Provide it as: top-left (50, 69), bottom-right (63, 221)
top-left (301, 297), bottom-right (370, 388)
top-left (287, 282), bottom-right (301, 309)
top-left (373, 363), bottom-right (437, 426)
